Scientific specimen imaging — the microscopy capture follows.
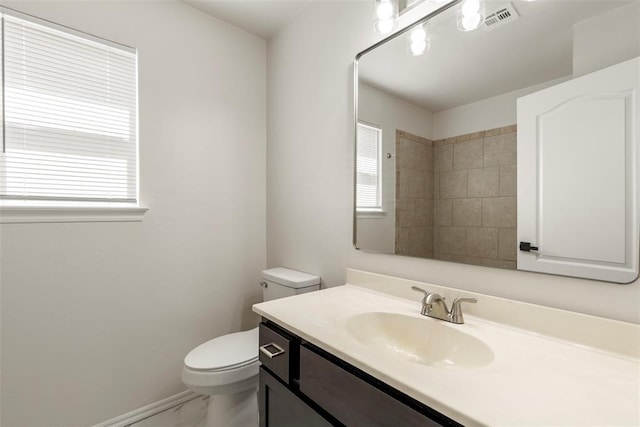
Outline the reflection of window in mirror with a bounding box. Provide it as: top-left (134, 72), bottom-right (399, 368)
top-left (356, 122), bottom-right (384, 216)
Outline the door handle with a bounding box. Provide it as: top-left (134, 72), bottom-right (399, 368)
top-left (519, 242), bottom-right (539, 252)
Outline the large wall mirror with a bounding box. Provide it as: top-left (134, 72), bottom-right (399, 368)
top-left (354, 0), bottom-right (640, 282)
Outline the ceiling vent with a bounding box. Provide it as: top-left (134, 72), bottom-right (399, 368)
top-left (483, 3), bottom-right (520, 31)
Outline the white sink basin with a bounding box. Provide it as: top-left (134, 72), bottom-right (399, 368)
top-left (346, 312), bottom-right (494, 368)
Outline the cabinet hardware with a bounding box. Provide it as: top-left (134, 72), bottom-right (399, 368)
top-left (260, 343), bottom-right (286, 358)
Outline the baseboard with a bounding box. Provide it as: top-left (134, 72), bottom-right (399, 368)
top-left (92, 390), bottom-right (200, 427)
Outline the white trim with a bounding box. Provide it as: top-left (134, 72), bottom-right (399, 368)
top-left (356, 208), bottom-right (387, 219)
top-left (0, 206), bottom-right (148, 224)
top-left (92, 390), bottom-right (200, 427)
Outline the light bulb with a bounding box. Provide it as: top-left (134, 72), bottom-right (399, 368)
top-left (409, 40), bottom-right (428, 56)
top-left (376, 0), bottom-right (394, 20)
top-left (410, 27), bottom-right (427, 42)
top-left (461, 0), bottom-right (480, 16)
top-left (375, 18), bottom-right (395, 34)
top-left (461, 13), bottom-right (481, 30)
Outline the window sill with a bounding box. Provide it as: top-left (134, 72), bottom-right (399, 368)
top-left (356, 209), bottom-right (387, 219)
top-left (0, 206), bottom-right (149, 224)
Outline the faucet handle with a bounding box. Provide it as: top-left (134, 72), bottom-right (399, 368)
top-left (411, 286), bottom-right (430, 315)
top-left (411, 286), bottom-right (430, 297)
top-left (449, 298), bottom-right (477, 324)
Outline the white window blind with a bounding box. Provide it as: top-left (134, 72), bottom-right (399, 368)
top-left (356, 122), bottom-right (381, 210)
top-left (0, 11), bottom-right (138, 204)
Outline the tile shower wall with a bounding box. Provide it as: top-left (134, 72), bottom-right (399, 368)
top-left (395, 130), bottom-right (434, 257)
top-left (395, 125), bottom-right (517, 269)
top-left (433, 125), bottom-right (517, 269)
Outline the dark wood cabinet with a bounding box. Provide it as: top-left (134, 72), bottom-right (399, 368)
top-left (259, 368), bottom-right (333, 427)
top-left (258, 320), bottom-right (463, 427)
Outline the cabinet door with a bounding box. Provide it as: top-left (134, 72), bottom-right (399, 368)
top-left (259, 368), bottom-right (333, 427)
top-left (299, 345), bottom-right (452, 427)
top-left (517, 57), bottom-right (640, 283)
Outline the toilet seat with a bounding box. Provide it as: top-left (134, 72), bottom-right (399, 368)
top-left (182, 327), bottom-right (260, 396)
top-left (185, 327), bottom-right (259, 372)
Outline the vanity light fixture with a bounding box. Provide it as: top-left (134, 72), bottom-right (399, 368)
top-left (408, 22), bottom-right (431, 56)
top-left (457, 0), bottom-right (485, 31)
top-left (374, 0), bottom-right (398, 34)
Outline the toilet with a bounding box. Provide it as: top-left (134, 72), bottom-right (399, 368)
top-left (181, 267), bottom-right (321, 427)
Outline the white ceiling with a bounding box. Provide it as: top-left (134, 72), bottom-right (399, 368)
top-left (180, 0), bottom-right (633, 111)
top-left (180, 0), bottom-right (315, 39)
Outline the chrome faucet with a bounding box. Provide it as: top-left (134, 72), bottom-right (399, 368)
top-left (411, 286), bottom-right (477, 324)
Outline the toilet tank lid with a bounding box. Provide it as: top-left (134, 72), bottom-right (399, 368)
top-left (262, 267), bottom-right (320, 288)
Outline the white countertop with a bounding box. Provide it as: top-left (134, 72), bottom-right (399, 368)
top-left (253, 274), bottom-right (640, 426)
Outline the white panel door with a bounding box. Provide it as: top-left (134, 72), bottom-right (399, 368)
top-left (517, 57), bottom-right (639, 283)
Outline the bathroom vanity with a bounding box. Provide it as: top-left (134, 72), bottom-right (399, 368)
top-left (253, 269), bottom-right (640, 426)
top-left (258, 320), bottom-right (459, 426)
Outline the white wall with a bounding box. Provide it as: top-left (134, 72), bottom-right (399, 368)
top-left (357, 83), bottom-right (433, 253)
top-left (0, 1), bottom-right (266, 426)
top-left (573, 1), bottom-right (640, 77)
top-left (267, 1), bottom-right (640, 324)
top-left (433, 78), bottom-right (568, 140)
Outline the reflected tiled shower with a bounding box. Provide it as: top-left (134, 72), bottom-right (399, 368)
top-left (395, 130), bottom-right (434, 258)
top-left (395, 125), bottom-right (517, 269)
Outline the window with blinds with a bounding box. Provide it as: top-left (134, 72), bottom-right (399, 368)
top-left (0, 10), bottom-right (138, 205)
top-left (356, 122), bottom-right (382, 211)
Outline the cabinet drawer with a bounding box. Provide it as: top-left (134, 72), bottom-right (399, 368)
top-left (299, 345), bottom-right (446, 427)
top-left (259, 323), bottom-right (294, 384)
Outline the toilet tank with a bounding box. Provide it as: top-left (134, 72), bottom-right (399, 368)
top-left (261, 267), bottom-right (320, 302)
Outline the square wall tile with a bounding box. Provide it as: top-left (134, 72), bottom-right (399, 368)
top-left (408, 170), bottom-right (426, 198)
top-left (468, 167), bottom-right (499, 197)
top-left (499, 164), bottom-right (517, 196)
top-left (437, 226), bottom-right (466, 255)
top-left (415, 143), bottom-right (429, 172)
top-left (453, 138), bottom-right (483, 170)
top-left (396, 197), bottom-right (416, 226)
top-left (435, 199), bottom-right (452, 226)
top-left (452, 198), bottom-right (482, 226)
top-left (435, 143), bottom-right (453, 172)
top-left (484, 133), bottom-right (516, 167)
top-left (397, 138), bottom-right (416, 170)
top-left (439, 170), bottom-right (468, 199)
top-left (417, 225), bottom-right (434, 256)
top-left (466, 227), bottom-right (498, 258)
top-left (416, 198), bottom-right (434, 226)
top-left (397, 168), bottom-right (409, 198)
top-left (498, 227), bottom-right (517, 261)
top-left (395, 226), bottom-right (412, 255)
top-left (483, 197), bottom-right (517, 228)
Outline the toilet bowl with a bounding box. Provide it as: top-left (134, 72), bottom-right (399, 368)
top-left (182, 328), bottom-right (260, 427)
top-left (181, 267), bottom-right (320, 427)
